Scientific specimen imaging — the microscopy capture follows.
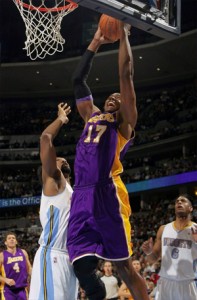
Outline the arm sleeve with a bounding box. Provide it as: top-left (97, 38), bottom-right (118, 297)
top-left (72, 49), bottom-right (95, 101)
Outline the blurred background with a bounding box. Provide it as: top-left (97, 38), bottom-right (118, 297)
top-left (0, 0), bottom-right (197, 266)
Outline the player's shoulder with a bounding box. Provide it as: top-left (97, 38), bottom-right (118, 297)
top-left (163, 221), bottom-right (173, 228)
top-left (190, 221), bottom-right (197, 230)
top-left (157, 223), bottom-right (170, 236)
top-left (20, 248), bottom-right (28, 256)
top-left (158, 224), bottom-right (166, 231)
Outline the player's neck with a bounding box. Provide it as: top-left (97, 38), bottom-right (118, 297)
top-left (174, 218), bottom-right (192, 230)
top-left (7, 247), bottom-right (17, 254)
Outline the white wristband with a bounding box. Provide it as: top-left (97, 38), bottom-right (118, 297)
top-left (146, 251), bottom-right (153, 256)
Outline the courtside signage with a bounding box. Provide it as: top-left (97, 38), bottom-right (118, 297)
top-left (0, 196), bottom-right (40, 208)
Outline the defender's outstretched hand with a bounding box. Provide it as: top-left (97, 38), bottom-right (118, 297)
top-left (58, 102), bottom-right (71, 124)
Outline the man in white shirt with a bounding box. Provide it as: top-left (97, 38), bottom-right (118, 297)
top-left (142, 194), bottom-right (197, 300)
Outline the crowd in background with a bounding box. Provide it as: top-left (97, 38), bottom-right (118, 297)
top-left (0, 195), bottom-right (196, 299)
top-left (0, 83), bottom-right (196, 199)
top-left (0, 84), bottom-right (196, 140)
top-left (0, 82), bottom-right (197, 298)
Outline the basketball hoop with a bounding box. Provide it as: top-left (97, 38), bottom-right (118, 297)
top-left (13, 0), bottom-right (78, 60)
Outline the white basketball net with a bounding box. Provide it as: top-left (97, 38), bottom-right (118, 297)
top-left (13, 0), bottom-right (78, 60)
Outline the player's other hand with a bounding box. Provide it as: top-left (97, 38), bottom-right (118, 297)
top-left (119, 22), bottom-right (131, 37)
top-left (5, 278), bottom-right (16, 286)
top-left (141, 237), bottom-right (153, 255)
top-left (191, 224), bottom-right (197, 242)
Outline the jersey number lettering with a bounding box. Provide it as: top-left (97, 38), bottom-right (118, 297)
top-left (171, 248), bottom-right (179, 259)
top-left (13, 262), bottom-right (20, 273)
top-left (84, 125), bottom-right (107, 143)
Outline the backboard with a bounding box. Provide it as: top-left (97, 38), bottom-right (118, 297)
top-left (72, 0), bottom-right (181, 39)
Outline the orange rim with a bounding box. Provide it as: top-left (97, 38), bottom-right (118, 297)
top-left (15, 0), bottom-right (78, 12)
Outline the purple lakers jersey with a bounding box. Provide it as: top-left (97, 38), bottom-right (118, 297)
top-left (2, 248), bottom-right (28, 289)
top-left (74, 111), bottom-right (131, 186)
top-left (67, 111), bottom-right (134, 262)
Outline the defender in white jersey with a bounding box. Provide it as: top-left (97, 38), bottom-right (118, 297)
top-left (29, 103), bottom-right (78, 300)
top-left (142, 195), bottom-right (197, 300)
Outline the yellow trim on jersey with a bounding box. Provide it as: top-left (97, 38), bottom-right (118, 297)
top-left (43, 205), bottom-right (54, 300)
top-left (1, 289), bottom-right (5, 300)
top-left (43, 247), bottom-right (48, 300)
top-left (1, 265), bottom-right (6, 289)
top-left (110, 129), bottom-right (134, 256)
top-left (112, 176), bottom-right (133, 257)
top-left (172, 220), bottom-right (194, 231)
top-left (111, 131), bottom-right (125, 176)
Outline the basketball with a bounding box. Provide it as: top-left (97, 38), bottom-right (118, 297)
top-left (99, 14), bottom-right (121, 42)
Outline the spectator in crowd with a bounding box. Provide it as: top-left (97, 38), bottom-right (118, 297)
top-left (142, 194), bottom-right (197, 300)
top-left (146, 279), bottom-right (156, 299)
top-left (0, 232), bottom-right (32, 300)
top-left (29, 103), bottom-right (78, 300)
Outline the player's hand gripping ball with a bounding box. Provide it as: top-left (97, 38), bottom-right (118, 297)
top-left (99, 14), bottom-right (121, 42)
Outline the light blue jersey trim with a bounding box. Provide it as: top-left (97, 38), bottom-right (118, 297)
top-left (39, 205), bottom-right (60, 300)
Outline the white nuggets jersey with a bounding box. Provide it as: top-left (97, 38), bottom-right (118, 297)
top-left (29, 184), bottom-right (78, 300)
top-left (160, 221), bottom-right (197, 281)
top-left (39, 184), bottom-right (73, 251)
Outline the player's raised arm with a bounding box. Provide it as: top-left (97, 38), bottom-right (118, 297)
top-left (118, 24), bottom-right (137, 140)
top-left (40, 103), bottom-right (71, 183)
top-left (72, 27), bottom-right (112, 123)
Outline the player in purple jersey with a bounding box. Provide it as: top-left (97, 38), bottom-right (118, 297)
top-left (0, 232), bottom-right (32, 300)
top-left (67, 21), bottom-right (149, 300)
